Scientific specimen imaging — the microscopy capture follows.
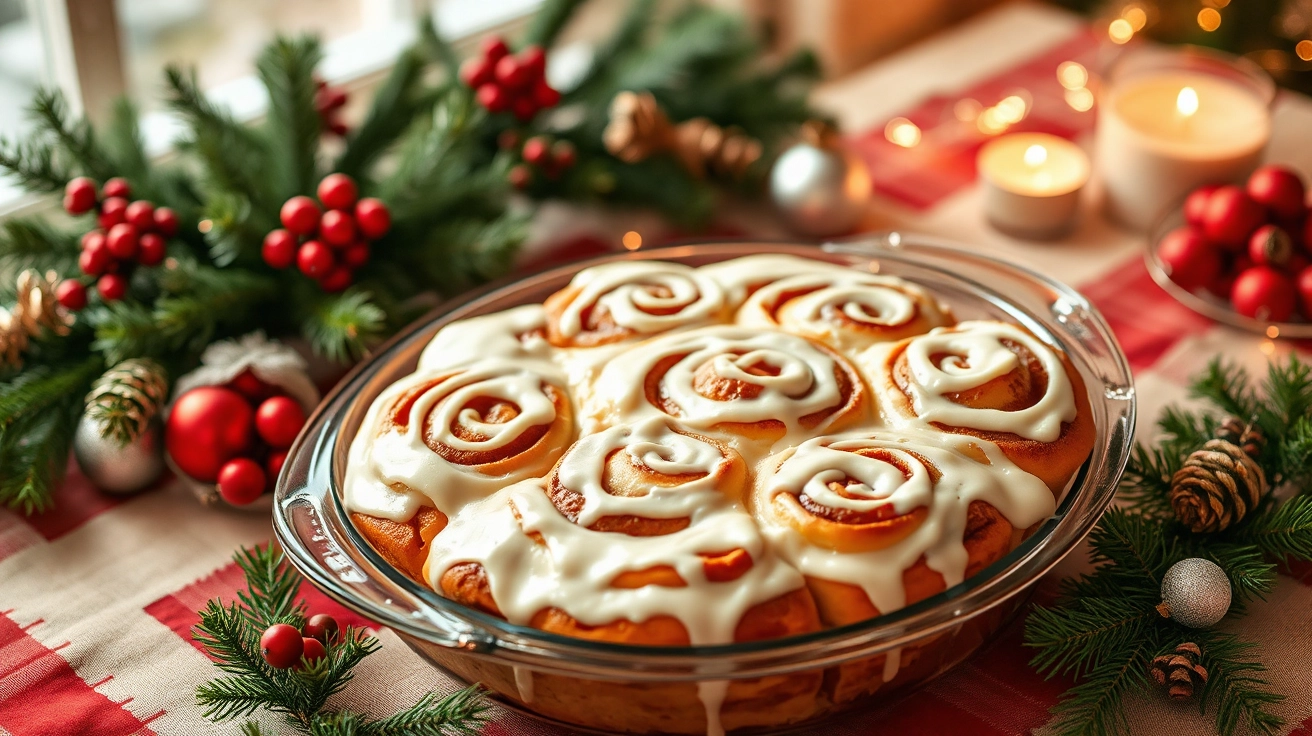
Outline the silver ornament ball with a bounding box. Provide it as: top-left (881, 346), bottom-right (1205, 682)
top-left (73, 414), bottom-right (165, 495)
top-left (770, 142), bottom-right (872, 238)
top-left (1159, 557), bottom-right (1232, 628)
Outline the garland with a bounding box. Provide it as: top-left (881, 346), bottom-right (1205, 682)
top-left (194, 545), bottom-right (489, 735)
top-left (0, 0), bottom-right (820, 514)
top-left (1026, 354), bottom-right (1312, 736)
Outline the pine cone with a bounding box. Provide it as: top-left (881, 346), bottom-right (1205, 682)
top-left (1216, 416), bottom-right (1263, 460)
top-left (1169, 424), bottom-right (1268, 533)
top-left (603, 91), bottom-right (762, 180)
top-left (1150, 643), bottom-right (1209, 700)
top-left (85, 359), bottom-right (169, 445)
top-left (0, 269), bottom-right (72, 368)
top-left (604, 91), bottom-right (674, 164)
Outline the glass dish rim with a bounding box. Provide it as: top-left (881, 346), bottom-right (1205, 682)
top-left (273, 234), bottom-right (1135, 674)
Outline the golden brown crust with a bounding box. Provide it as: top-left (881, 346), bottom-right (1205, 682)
top-left (351, 507), bottom-right (448, 582)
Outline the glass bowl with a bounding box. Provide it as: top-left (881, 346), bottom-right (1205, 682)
top-left (1146, 209), bottom-right (1312, 338)
top-left (273, 235), bottom-right (1136, 735)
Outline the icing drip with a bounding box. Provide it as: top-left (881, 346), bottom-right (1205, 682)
top-left (872, 321), bottom-right (1078, 443)
top-left (697, 254), bottom-right (858, 307)
top-left (342, 358), bottom-right (571, 521)
top-left (418, 305), bottom-right (551, 371)
top-left (697, 680), bottom-right (729, 736)
top-left (555, 261), bottom-right (726, 339)
top-left (755, 429), bottom-right (1054, 614)
top-left (513, 666), bottom-right (534, 703)
top-left (586, 325), bottom-right (861, 448)
top-left (882, 648), bottom-right (902, 683)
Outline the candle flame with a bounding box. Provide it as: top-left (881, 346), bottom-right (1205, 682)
top-left (1023, 144), bottom-right (1048, 167)
top-left (1177, 86), bottom-right (1199, 117)
top-left (884, 118), bottom-right (922, 148)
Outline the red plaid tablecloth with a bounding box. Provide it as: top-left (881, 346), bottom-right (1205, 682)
top-left (5, 5), bottom-right (1312, 735)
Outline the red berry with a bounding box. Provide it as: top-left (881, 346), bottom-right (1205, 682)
top-left (328, 119), bottom-right (349, 137)
top-left (1247, 165), bottom-right (1306, 221)
top-left (1157, 227), bottom-right (1220, 292)
top-left (106, 223), bottom-right (139, 259)
top-left (96, 273), bottom-right (128, 302)
top-left (315, 87), bottom-right (348, 113)
top-left (1248, 225), bottom-right (1293, 267)
top-left (1209, 254), bottom-right (1251, 297)
top-left (102, 177), bottom-right (131, 199)
top-left (342, 242), bottom-right (371, 269)
top-left (260, 624), bottom-right (304, 669)
top-left (137, 233), bottom-right (166, 266)
top-left (56, 280), bottom-right (87, 311)
top-left (229, 369), bottom-right (272, 401)
top-left (99, 197), bottom-right (128, 230)
top-left (256, 396), bottom-right (306, 449)
top-left (354, 198), bottom-right (391, 239)
top-left (217, 458), bottom-right (267, 505)
top-left (1298, 266), bottom-right (1312, 318)
top-left (532, 80), bottom-right (560, 109)
top-left (262, 229), bottom-right (298, 269)
top-left (79, 244), bottom-right (111, 277)
top-left (303, 614), bottom-right (339, 644)
top-left (1183, 185), bottom-right (1219, 228)
top-left (317, 173), bottom-right (358, 210)
top-left (319, 209), bottom-right (357, 247)
top-left (299, 637), bottom-right (327, 668)
top-left (297, 240), bottom-right (336, 278)
top-left (152, 207), bottom-right (178, 237)
top-left (124, 200), bottom-right (155, 231)
top-left (1231, 266), bottom-right (1296, 322)
top-left (508, 164), bottom-right (532, 190)
top-left (522, 136), bottom-right (550, 166)
top-left (495, 56), bottom-right (531, 89)
top-left (1203, 185), bottom-right (1265, 250)
top-left (318, 265), bottom-right (353, 293)
top-left (511, 97), bottom-right (537, 122)
top-left (81, 230), bottom-right (105, 250)
top-left (267, 449), bottom-right (289, 479)
top-left (476, 83), bottom-right (509, 113)
top-left (460, 56), bottom-right (495, 88)
top-left (165, 386), bottom-right (255, 482)
top-left (63, 177), bottom-right (98, 214)
top-left (480, 36), bottom-right (509, 62)
top-left (520, 46), bottom-right (546, 76)
top-left (280, 196), bottom-right (322, 236)
top-left (551, 140), bottom-right (576, 169)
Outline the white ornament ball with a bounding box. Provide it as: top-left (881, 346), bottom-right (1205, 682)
top-left (73, 415), bottom-right (165, 494)
top-left (769, 142), bottom-right (873, 238)
top-left (1160, 557), bottom-right (1232, 628)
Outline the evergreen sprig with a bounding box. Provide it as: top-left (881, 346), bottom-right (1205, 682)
top-left (1026, 355), bottom-right (1312, 736)
top-left (194, 545), bottom-right (489, 736)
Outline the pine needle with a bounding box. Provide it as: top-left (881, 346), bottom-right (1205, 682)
top-left (256, 35), bottom-right (324, 201)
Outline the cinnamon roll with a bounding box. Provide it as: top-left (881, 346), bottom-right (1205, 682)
top-left (419, 305), bottom-right (551, 372)
top-left (697, 253), bottom-right (858, 308)
top-left (544, 262), bottom-right (727, 347)
top-left (586, 326), bottom-right (869, 446)
top-left (736, 272), bottom-right (953, 352)
top-left (864, 320), bottom-right (1096, 492)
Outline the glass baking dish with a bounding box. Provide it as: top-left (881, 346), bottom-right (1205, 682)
top-left (273, 235), bottom-right (1136, 735)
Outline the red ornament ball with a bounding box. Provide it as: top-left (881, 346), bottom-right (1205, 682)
top-left (106, 223), bottom-right (139, 259)
top-left (102, 177), bottom-right (131, 199)
top-left (1247, 225), bottom-right (1293, 267)
top-left (63, 177), bottom-right (98, 215)
top-left (99, 197), bottom-right (129, 230)
top-left (153, 207), bottom-right (178, 237)
top-left (266, 449), bottom-right (289, 479)
top-left (480, 36), bottom-right (510, 62)
top-left (318, 265), bottom-right (353, 293)
top-left (56, 280), bottom-right (87, 311)
top-left (1298, 266), bottom-right (1312, 318)
top-left (1158, 227), bottom-right (1220, 292)
top-left (297, 240), bottom-right (336, 278)
top-left (476, 83), bottom-right (509, 113)
top-left (319, 209), bottom-right (357, 247)
top-left (79, 243), bottom-right (111, 277)
top-left (1247, 165), bottom-right (1306, 221)
top-left (228, 370), bottom-right (273, 401)
top-left (342, 242), bottom-right (370, 269)
top-left (260, 623), bottom-right (304, 669)
top-left (317, 173), bottom-right (358, 211)
top-left (522, 136), bottom-right (550, 166)
top-left (1231, 266), bottom-right (1296, 322)
top-left (354, 198), bottom-right (391, 240)
top-left (460, 56), bottom-right (495, 88)
top-left (262, 229), bottom-right (298, 269)
top-left (281, 196), bottom-right (322, 236)
top-left (165, 386), bottom-right (254, 482)
top-left (217, 458), bottom-right (267, 506)
top-left (96, 273), bottom-right (128, 302)
top-left (300, 637), bottom-right (327, 668)
top-left (256, 396), bottom-right (306, 449)
top-left (137, 233), bottom-right (167, 266)
top-left (124, 200), bottom-right (155, 231)
top-left (1203, 186), bottom-right (1265, 250)
top-left (303, 614), bottom-right (339, 644)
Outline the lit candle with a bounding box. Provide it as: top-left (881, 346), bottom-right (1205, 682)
top-left (977, 133), bottom-right (1090, 240)
top-left (1095, 48), bottom-right (1273, 232)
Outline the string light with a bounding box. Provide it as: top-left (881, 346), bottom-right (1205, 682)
top-left (1109, 18), bottom-right (1134, 43)
top-left (1298, 40), bottom-right (1312, 61)
top-left (1197, 8), bottom-right (1221, 31)
top-left (1065, 87), bottom-right (1094, 112)
top-left (1123, 5), bottom-right (1147, 31)
top-left (1057, 61), bottom-right (1088, 90)
top-left (884, 117), bottom-right (922, 147)
top-left (954, 98), bottom-right (982, 122)
top-left (622, 231), bottom-right (642, 250)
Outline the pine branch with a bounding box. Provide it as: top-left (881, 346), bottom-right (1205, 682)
top-left (164, 66), bottom-right (274, 207)
top-left (523, 0), bottom-right (586, 48)
top-left (567, 0), bottom-right (656, 96)
top-left (1199, 543), bottom-right (1276, 608)
top-left (0, 136), bottom-right (69, 193)
top-left (1025, 598), bottom-right (1159, 679)
top-left (0, 217), bottom-right (80, 279)
top-left (1228, 494), bottom-right (1312, 561)
top-left (27, 88), bottom-right (117, 181)
top-left (1085, 508), bottom-right (1177, 587)
top-left (334, 46), bottom-right (436, 180)
top-left (101, 98), bottom-right (151, 189)
top-left (257, 35), bottom-right (324, 201)
top-left (1193, 631), bottom-right (1284, 736)
top-left (233, 545), bottom-right (307, 628)
top-left (1190, 358), bottom-right (1259, 424)
top-left (1046, 640), bottom-right (1158, 736)
top-left (417, 14), bottom-right (460, 74)
top-left (1278, 414), bottom-right (1312, 490)
top-left (0, 358), bottom-right (99, 514)
top-left (301, 289), bottom-right (386, 363)
top-left (356, 688), bottom-right (489, 736)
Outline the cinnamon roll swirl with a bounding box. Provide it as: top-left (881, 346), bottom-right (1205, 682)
top-left (697, 253), bottom-right (858, 308)
top-left (544, 262), bottom-right (727, 347)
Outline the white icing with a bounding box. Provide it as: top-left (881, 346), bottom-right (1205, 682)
top-left (585, 325), bottom-right (859, 449)
top-left (882, 647), bottom-right (901, 683)
top-left (418, 305), bottom-right (551, 371)
top-left (865, 320), bottom-right (1077, 443)
top-left (698, 254), bottom-right (858, 307)
top-left (697, 680), bottom-right (729, 736)
top-left (755, 429), bottom-right (1055, 614)
top-left (513, 666), bottom-right (534, 703)
top-left (555, 261), bottom-right (726, 339)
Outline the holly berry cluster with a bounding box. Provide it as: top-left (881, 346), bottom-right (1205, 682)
top-left (460, 37), bottom-right (560, 122)
top-left (259, 613), bottom-right (339, 670)
top-left (164, 372), bottom-right (307, 506)
top-left (262, 173), bottom-right (390, 292)
top-left (56, 176), bottom-right (178, 310)
top-left (315, 77), bottom-right (349, 137)
top-left (1158, 164), bottom-right (1312, 323)
top-left (501, 132), bottom-right (577, 190)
